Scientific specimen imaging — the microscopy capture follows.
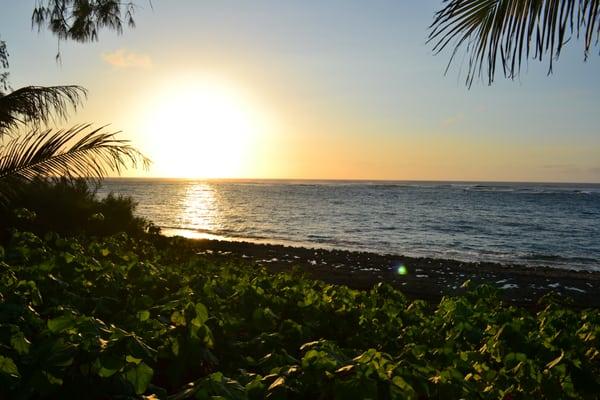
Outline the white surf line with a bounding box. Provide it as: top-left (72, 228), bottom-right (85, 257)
top-left (500, 283), bottom-right (519, 289)
top-left (564, 286), bottom-right (586, 293)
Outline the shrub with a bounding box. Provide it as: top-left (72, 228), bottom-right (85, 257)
top-left (0, 178), bottom-right (151, 241)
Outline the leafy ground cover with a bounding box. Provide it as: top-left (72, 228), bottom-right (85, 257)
top-left (0, 231), bottom-right (599, 399)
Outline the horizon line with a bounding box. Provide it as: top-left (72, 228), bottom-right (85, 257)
top-left (104, 177), bottom-right (600, 185)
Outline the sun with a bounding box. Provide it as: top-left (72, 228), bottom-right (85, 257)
top-left (142, 79), bottom-right (266, 178)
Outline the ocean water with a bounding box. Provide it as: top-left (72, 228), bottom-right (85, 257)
top-left (98, 179), bottom-right (600, 271)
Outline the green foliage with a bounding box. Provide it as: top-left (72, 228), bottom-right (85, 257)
top-left (0, 230), bottom-right (599, 399)
top-left (0, 178), bottom-right (154, 240)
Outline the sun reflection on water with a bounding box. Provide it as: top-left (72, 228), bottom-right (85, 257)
top-left (170, 183), bottom-right (221, 239)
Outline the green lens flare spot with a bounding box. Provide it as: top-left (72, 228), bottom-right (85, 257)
top-left (396, 264), bottom-right (408, 275)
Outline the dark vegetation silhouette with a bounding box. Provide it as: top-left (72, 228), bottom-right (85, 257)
top-left (0, 85), bottom-right (149, 224)
top-left (0, 87), bottom-right (149, 207)
top-left (430, 0), bottom-right (600, 86)
top-left (32, 1), bottom-right (139, 44)
top-left (0, 1), bottom-right (148, 232)
top-left (0, 178), bottom-right (151, 240)
top-left (0, 86), bottom-right (85, 131)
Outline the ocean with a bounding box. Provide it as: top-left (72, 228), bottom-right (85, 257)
top-left (98, 179), bottom-right (600, 271)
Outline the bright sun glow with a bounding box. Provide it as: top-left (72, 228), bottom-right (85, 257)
top-left (142, 79), bottom-right (268, 178)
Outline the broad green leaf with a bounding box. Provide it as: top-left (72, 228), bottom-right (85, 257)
top-left (392, 376), bottom-right (414, 392)
top-left (194, 303), bottom-right (209, 325)
top-left (62, 252), bottom-right (75, 263)
top-left (0, 356), bottom-right (20, 378)
top-left (125, 362), bottom-right (153, 395)
top-left (137, 310), bottom-right (150, 322)
top-left (10, 332), bottom-right (31, 355)
top-left (171, 338), bottom-right (180, 356)
top-left (211, 371), bottom-right (224, 382)
top-left (44, 371), bottom-right (63, 386)
top-left (97, 355), bottom-right (123, 378)
top-left (47, 314), bottom-right (76, 333)
top-left (126, 355), bottom-right (142, 365)
top-left (98, 366), bottom-right (119, 378)
top-left (170, 311), bottom-right (186, 326)
top-left (191, 324), bottom-right (214, 347)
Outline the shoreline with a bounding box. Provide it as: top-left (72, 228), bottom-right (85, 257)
top-left (161, 228), bottom-right (600, 272)
top-left (170, 236), bottom-right (600, 309)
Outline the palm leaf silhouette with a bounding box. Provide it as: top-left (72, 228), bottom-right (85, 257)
top-left (429, 0), bottom-right (600, 86)
top-left (0, 123), bottom-right (149, 206)
top-left (0, 124), bottom-right (149, 184)
top-left (0, 85), bottom-right (86, 134)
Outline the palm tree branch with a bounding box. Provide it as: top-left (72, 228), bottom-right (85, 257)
top-left (0, 85), bottom-right (86, 134)
top-left (0, 124), bottom-right (150, 184)
top-left (429, 0), bottom-right (600, 86)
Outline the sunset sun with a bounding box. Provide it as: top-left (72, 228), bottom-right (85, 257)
top-left (143, 80), bottom-right (266, 178)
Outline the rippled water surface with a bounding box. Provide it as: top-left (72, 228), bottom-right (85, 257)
top-left (98, 180), bottom-right (600, 270)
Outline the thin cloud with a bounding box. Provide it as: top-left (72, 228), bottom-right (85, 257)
top-left (102, 48), bottom-right (152, 69)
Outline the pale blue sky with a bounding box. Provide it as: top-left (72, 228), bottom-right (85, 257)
top-left (2, 1), bottom-right (599, 182)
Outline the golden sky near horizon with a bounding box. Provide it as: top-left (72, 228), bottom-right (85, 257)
top-left (72, 69), bottom-right (596, 182)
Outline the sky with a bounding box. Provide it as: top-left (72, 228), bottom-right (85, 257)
top-left (2, 0), bottom-right (600, 182)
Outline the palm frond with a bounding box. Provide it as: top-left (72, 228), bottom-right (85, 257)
top-left (0, 124), bottom-right (150, 185)
top-left (429, 0), bottom-right (600, 86)
top-left (0, 85), bottom-right (86, 134)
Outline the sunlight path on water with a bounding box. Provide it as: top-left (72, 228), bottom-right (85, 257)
top-left (176, 183), bottom-right (220, 235)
